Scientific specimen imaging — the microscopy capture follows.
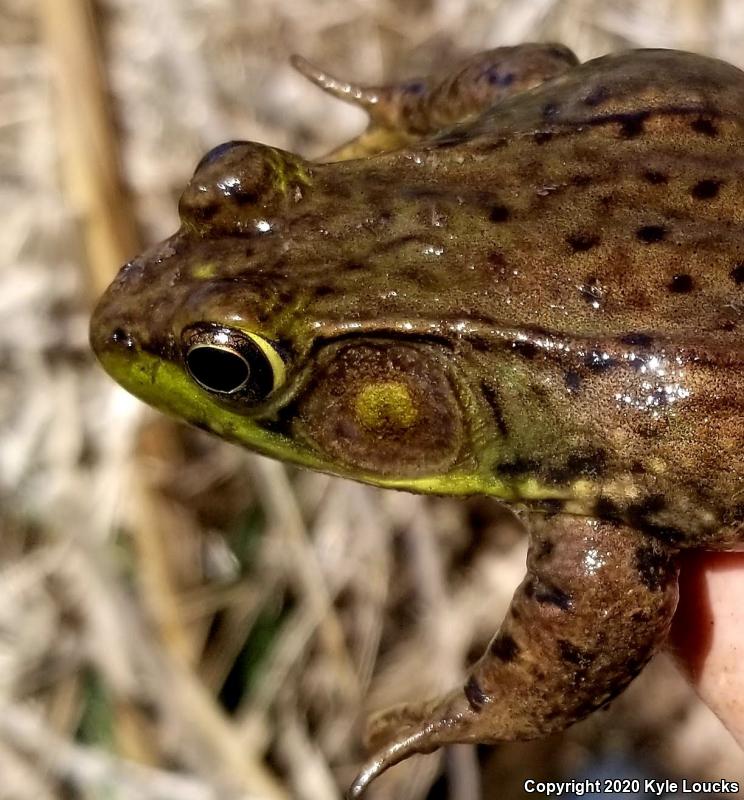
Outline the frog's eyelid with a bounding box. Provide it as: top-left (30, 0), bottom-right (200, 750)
top-left (194, 140), bottom-right (250, 173)
top-left (245, 332), bottom-right (287, 391)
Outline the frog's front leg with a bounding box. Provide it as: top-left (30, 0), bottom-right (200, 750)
top-left (293, 43), bottom-right (578, 160)
top-left (348, 514), bottom-right (679, 798)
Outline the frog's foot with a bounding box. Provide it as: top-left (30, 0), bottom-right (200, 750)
top-left (347, 689), bottom-right (476, 798)
top-left (292, 43), bottom-right (578, 160)
top-left (348, 515), bottom-right (679, 797)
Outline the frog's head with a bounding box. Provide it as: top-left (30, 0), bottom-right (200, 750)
top-left (90, 140), bottom-right (507, 495)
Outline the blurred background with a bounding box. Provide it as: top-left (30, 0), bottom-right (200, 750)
top-left (2, 1), bottom-right (744, 798)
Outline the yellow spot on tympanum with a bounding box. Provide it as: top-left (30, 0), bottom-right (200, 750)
top-left (192, 262), bottom-right (217, 279)
top-left (355, 381), bottom-right (418, 431)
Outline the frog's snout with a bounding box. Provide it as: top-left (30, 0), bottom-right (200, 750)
top-left (100, 326), bottom-right (138, 353)
top-left (89, 284), bottom-right (142, 377)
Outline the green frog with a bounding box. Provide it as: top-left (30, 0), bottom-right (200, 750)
top-left (91, 44), bottom-right (744, 796)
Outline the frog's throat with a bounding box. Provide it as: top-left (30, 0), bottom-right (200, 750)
top-left (97, 348), bottom-right (594, 503)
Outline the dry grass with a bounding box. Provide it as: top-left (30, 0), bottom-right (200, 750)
top-left (2, 0), bottom-right (744, 798)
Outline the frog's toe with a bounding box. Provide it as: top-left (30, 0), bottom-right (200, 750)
top-left (349, 689), bottom-right (475, 798)
top-left (363, 688), bottom-right (473, 751)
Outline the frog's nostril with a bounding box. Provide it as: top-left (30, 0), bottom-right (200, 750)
top-left (110, 328), bottom-right (137, 350)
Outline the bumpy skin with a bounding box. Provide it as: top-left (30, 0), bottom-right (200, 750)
top-left (91, 45), bottom-right (744, 795)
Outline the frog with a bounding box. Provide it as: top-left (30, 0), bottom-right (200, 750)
top-left (90, 43), bottom-right (744, 796)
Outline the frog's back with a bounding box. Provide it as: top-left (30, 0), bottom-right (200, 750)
top-left (319, 48), bottom-right (744, 345)
top-left (462, 48), bottom-right (744, 140)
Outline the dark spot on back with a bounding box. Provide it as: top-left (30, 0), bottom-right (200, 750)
top-left (486, 67), bottom-right (515, 87)
top-left (489, 205), bottom-right (511, 223)
top-left (542, 102), bottom-right (559, 119)
top-left (345, 261), bottom-right (365, 271)
top-left (490, 632), bottom-right (520, 662)
top-left (488, 250), bottom-right (507, 267)
top-left (583, 85), bottom-right (609, 107)
top-left (314, 285), bottom-right (335, 298)
top-left (557, 639), bottom-right (594, 669)
top-left (467, 335), bottom-right (494, 352)
top-left (730, 262), bottom-right (744, 284)
top-left (634, 544), bottom-right (675, 592)
top-left (571, 174), bottom-right (593, 187)
top-left (566, 449), bottom-right (607, 479)
top-left (643, 170), bottom-right (668, 185)
top-left (669, 273), bottom-right (694, 293)
top-left (545, 449), bottom-right (607, 485)
top-left (564, 369), bottom-right (582, 392)
top-left (567, 233), bottom-right (600, 253)
top-left (637, 225), bottom-right (666, 244)
top-left (532, 578), bottom-right (572, 610)
top-left (464, 675), bottom-right (489, 711)
top-left (594, 496), bottom-right (620, 519)
top-left (720, 319), bottom-right (736, 332)
top-left (511, 340), bottom-right (538, 359)
top-left (533, 131), bottom-right (553, 145)
top-left (619, 112), bottom-right (647, 139)
top-left (584, 351), bottom-right (616, 371)
top-left (691, 179), bottom-right (721, 200)
top-left (620, 332), bottom-right (653, 348)
top-left (480, 381), bottom-right (509, 437)
top-left (691, 117), bottom-right (718, 137)
top-left (627, 494), bottom-right (667, 530)
top-left (633, 520), bottom-right (688, 546)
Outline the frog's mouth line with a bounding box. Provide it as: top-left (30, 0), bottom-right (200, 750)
top-left (94, 329), bottom-right (599, 509)
top-left (92, 308), bottom-right (612, 511)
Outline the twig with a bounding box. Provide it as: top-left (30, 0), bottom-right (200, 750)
top-left (0, 702), bottom-right (237, 800)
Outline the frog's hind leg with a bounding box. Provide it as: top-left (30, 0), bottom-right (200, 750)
top-left (348, 515), bottom-right (679, 798)
top-left (292, 43), bottom-right (578, 160)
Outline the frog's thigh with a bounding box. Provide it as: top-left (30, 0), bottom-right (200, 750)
top-left (348, 515), bottom-right (679, 798)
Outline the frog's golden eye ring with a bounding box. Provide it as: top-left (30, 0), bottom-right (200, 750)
top-left (183, 324), bottom-right (286, 402)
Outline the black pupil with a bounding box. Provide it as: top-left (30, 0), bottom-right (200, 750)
top-left (186, 346), bottom-right (249, 393)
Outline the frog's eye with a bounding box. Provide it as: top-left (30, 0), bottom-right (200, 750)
top-left (183, 325), bottom-right (286, 402)
top-left (194, 140), bottom-right (250, 174)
